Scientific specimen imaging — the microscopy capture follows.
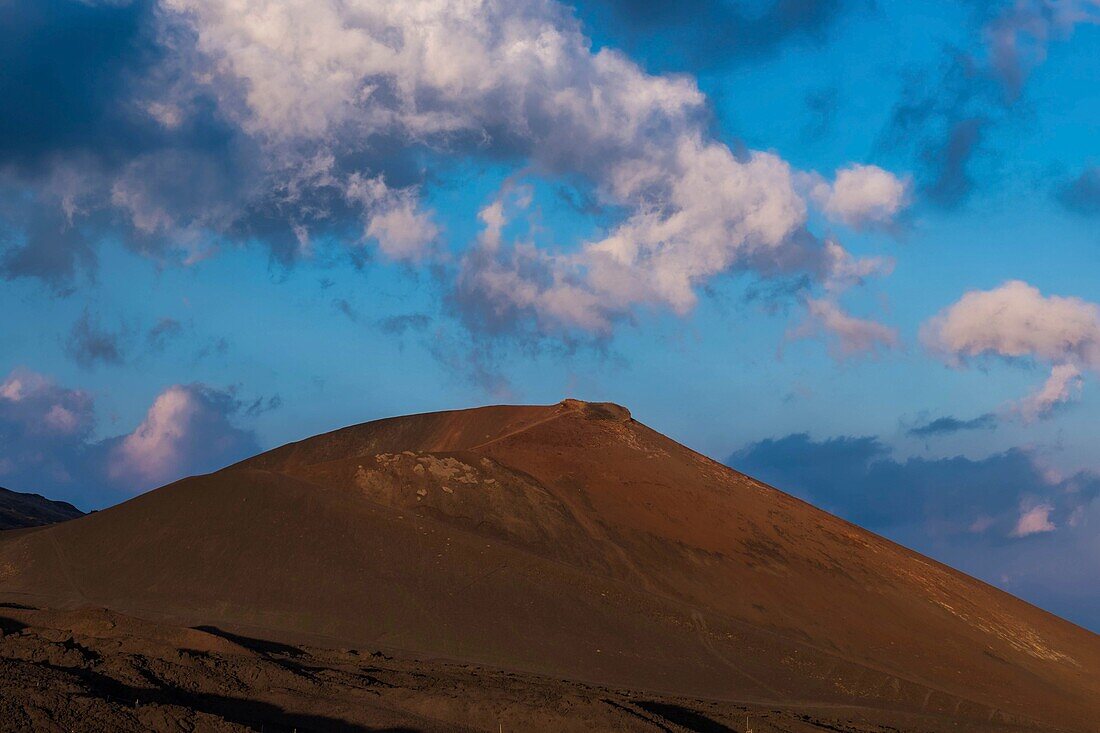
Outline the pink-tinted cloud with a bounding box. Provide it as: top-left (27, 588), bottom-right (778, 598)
top-left (0, 368), bottom-right (94, 439)
top-left (788, 297), bottom-right (899, 359)
top-left (0, 368), bottom-right (96, 493)
top-left (922, 280), bottom-right (1100, 419)
top-left (1011, 502), bottom-right (1057, 537)
top-left (0, 368), bottom-right (262, 507)
top-left (108, 384), bottom-right (259, 490)
top-left (1015, 363), bottom-right (1083, 422)
top-left (807, 164), bottom-right (911, 229)
top-left (984, 0), bottom-right (1100, 99)
top-left (922, 280), bottom-right (1100, 367)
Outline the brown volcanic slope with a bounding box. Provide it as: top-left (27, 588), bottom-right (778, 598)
top-left (0, 400), bottom-right (1097, 731)
top-left (0, 486), bottom-right (83, 530)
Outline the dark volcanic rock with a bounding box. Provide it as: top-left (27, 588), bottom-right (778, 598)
top-left (0, 486), bottom-right (84, 531)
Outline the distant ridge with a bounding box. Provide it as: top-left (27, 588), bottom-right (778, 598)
top-left (1, 400), bottom-right (1097, 731)
top-left (0, 486), bottom-right (84, 531)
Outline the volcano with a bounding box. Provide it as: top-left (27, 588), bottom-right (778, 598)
top-left (1, 400), bottom-right (1097, 731)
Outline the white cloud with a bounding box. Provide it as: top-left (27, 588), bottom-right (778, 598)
top-left (108, 384), bottom-right (258, 490)
top-left (157, 0), bottom-right (902, 338)
top-left (345, 174), bottom-right (439, 261)
top-left (809, 164), bottom-right (911, 229)
top-left (110, 386), bottom-right (198, 485)
top-left (1011, 503), bottom-right (1057, 537)
top-left (822, 239), bottom-right (894, 293)
top-left (1015, 363), bottom-right (1083, 422)
top-left (0, 0), bottom-right (911, 357)
top-left (161, 0), bottom-right (709, 154)
top-left (2, 0), bottom-right (911, 357)
top-left (922, 280), bottom-right (1100, 367)
top-left (923, 280), bottom-right (1100, 419)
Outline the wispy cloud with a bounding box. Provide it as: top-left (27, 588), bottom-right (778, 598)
top-left (907, 413), bottom-right (997, 437)
top-left (1056, 166), bottom-right (1100, 216)
top-left (64, 310), bottom-right (126, 369)
top-left (147, 317), bottom-right (184, 352)
top-left (882, 1), bottom-right (1100, 206)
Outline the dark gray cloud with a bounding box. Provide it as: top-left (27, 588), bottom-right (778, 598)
top-left (907, 412), bottom-right (997, 437)
top-left (333, 299), bottom-right (359, 322)
top-left (64, 311), bottom-right (126, 369)
top-left (881, 1), bottom-right (1099, 207)
top-left (921, 117), bottom-right (988, 207)
top-left (243, 394), bottom-right (282, 418)
top-left (1056, 166), bottom-right (1100, 216)
top-left (881, 56), bottom-right (996, 208)
top-left (0, 201), bottom-right (99, 295)
top-left (576, 0), bottom-right (857, 73)
top-left (376, 313), bottom-right (432, 336)
top-left (735, 433), bottom-right (1031, 530)
top-left (0, 0), bottom-right (250, 287)
top-left (147, 317), bottom-right (184, 352)
top-left (802, 87), bottom-right (840, 141)
top-left (729, 432), bottom-right (1100, 629)
top-left (0, 0), bottom-right (155, 169)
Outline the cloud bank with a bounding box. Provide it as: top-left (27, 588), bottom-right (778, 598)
top-left (165, 0), bottom-right (905, 336)
top-left (0, 0), bottom-right (907, 351)
top-left (729, 431), bottom-right (1100, 629)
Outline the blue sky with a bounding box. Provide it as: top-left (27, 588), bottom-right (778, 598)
top-left (1, 0), bottom-right (1099, 630)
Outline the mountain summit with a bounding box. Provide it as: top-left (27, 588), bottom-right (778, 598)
top-left (1, 400), bottom-right (1096, 730)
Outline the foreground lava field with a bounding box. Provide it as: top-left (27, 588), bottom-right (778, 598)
top-left (0, 606), bottom-right (1056, 733)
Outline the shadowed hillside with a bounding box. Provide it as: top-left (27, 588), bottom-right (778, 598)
top-left (0, 486), bottom-right (83, 530)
